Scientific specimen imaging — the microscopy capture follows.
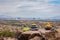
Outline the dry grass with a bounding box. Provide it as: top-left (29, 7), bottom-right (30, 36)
top-left (0, 20), bottom-right (60, 40)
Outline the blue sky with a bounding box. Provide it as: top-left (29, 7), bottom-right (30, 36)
top-left (0, 0), bottom-right (60, 19)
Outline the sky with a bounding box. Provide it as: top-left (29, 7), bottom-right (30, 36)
top-left (0, 0), bottom-right (60, 19)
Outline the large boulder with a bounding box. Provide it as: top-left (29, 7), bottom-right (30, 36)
top-left (44, 30), bottom-right (59, 40)
top-left (15, 29), bottom-right (60, 40)
top-left (29, 33), bottom-right (45, 40)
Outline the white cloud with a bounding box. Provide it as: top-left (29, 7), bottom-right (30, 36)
top-left (0, 0), bottom-right (60, 18)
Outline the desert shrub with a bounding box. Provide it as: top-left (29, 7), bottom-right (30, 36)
top-left (0, 31), bottom-right (15, 37)
top-left (11, 24), bottom-right (22, 26)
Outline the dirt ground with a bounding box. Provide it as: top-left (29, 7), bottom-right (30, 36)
top-left (4, 37), bottom-right (17, 40)
top-left (2, 28), bottom-right (60, 40)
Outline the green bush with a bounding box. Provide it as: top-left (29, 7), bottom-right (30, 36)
top-left (0, 31), bottom-right (15, 37)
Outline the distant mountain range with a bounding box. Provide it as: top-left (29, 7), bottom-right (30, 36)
top-left (0, 15), bottom-right (16, 20)
top-left (0, 15), bottom-right (60, 21)
top-left (45, 16), bottom-right (60, 21)
top-left (50, 16), bottom-right (60, 19)
top-left (0, 15), bottom-right (40, 20)
top-left (16, 17), bottom-right (40, 20)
